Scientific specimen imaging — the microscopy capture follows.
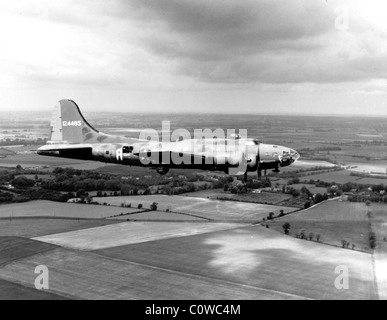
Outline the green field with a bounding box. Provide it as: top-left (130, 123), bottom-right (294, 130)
top-left (0, 200), bottom-right (142, 219)
top-left (356, 177), bottom-right (387, 185)
top-left (369, 204), bottom-right (387, 242)
top-left (110, 210), bottom-right (209, 222)
top-left (0, 244), bottom-right (298, 300)
top-left (268, 200), bottom-right (371, 251)
top-left (33, 221), bottom-right (241, 250)
top-left (0, 237), bottom-right (57, 266)
top-left (300, 171), bottom-right (361, 184)
top-left (369, 204), bottom-right (387, 299)
top-left (182, 189), bottom-right (294, 206)
top-left (95, 226), bottom-right (377, 300)
top-left (0, 279), bottom-right (69, 300)
top-left (98, 195), bottom-right (297, 222)
top-left (0, 153), bottom-right (107, 171)
top-left (0, 219), bottom-right (120, 238)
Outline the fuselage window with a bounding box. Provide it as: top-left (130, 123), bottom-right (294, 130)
top-left (123, 146), bottom-right (133, 154)
top-left (105, 151), bottom-right (110, 155)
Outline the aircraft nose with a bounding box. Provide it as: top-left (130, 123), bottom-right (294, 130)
top-left (290, 149), bottom-right (300, 162)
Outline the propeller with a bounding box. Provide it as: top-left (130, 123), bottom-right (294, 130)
top-left (256, 150), bottom-right (262, 180)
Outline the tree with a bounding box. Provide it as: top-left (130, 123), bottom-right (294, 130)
top-left (279, 210), bottom-right (285, 217)
top-left (291, 177), bottom-right (300, 184)
top-left (304, 201), bottom-right (312, 209)
top-left (76, 189), bottom-right (86, 198)
top-left (341, 240), bottom-right (347, 248)
top-left (138, 204), bottom-right (143, 209)
top-left (230, 187), bottom-right (238, 194)
top-left (282, 223), bottom-right (291, 235)
top-left (11, 176), bottom-right (35, 189)
top-left (369, 232), bottom-right (376, 249)
top-left (268, 212), bottom-right (274, 220)
top-left (316, 234), bottom-right (321, 242)
top-left (315, 193), bottom-right (326, 204)
top-left (150, 202), bottom-right (158, 211)
top-left (301, 186), bottom-right (310, 195)
top-left (308, 233), bottom-right (314, 241)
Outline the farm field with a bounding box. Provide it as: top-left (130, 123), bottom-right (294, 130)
top-left (96, 226), bottom-right (377, 300)
top-left (300, 170), bottom-right (362, 184)
top-left (109, 210), bottom-right (209, 222)
top-left (0, 200), bottom-right (142, 219)
top-left (0, 279), bottom-right (68, 300)
top-left (96, 195), bottom-right (297, 221)
top-left (293, 160), bottom-right (336, 168)
top-left (215, 192), bottom-right (294, 206)
top-left (355, 177), bottom-right (387, 185)
top-left (181, 189), bottom-right (294, 206)
top-left (370, 204), bottom-right (387, 299)
top-left (0, 245), bottom-right (299, 300)
top-left (369, 204), bottom-right (387, 242)
top-left (0, 218), bottom-right (120, 238)
top-left (268, 200), bottom-right (371, 251)
top-left (374, 242), bottom-right (387, 300)
top-left (180, 189), bottom-right (228, 198)
top-left (0, 153), bottom-right (109, 171)
top-left (0, 153), bottom-right (86, 167)
top-left (0, 237), bottom-right (57, 266)
top-left (33, 221), bottom-right (241, 250)
top-left (349, 162), bottom-right (387, 174)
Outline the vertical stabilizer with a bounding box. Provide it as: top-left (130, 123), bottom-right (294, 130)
top-left (49, 99), bottom-right (100, 144)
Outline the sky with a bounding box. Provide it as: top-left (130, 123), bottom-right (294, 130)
top-left (0, 0), bottom-right (387, 115)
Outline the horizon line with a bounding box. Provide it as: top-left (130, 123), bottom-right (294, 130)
top-left (1, 109), bottom-right (387, 118)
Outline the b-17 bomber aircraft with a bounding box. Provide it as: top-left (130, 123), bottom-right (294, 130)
top-left (37, 100), bottom-right (300, 181)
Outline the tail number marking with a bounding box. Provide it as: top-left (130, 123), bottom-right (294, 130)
top-left (63, 121), bottom-right (82, 127)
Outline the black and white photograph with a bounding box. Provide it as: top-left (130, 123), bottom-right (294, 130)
top-left (0, 0), bottom-right (386, 304)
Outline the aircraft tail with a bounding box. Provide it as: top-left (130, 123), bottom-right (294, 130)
top-left (49, 99), bottom-right (102, 144)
